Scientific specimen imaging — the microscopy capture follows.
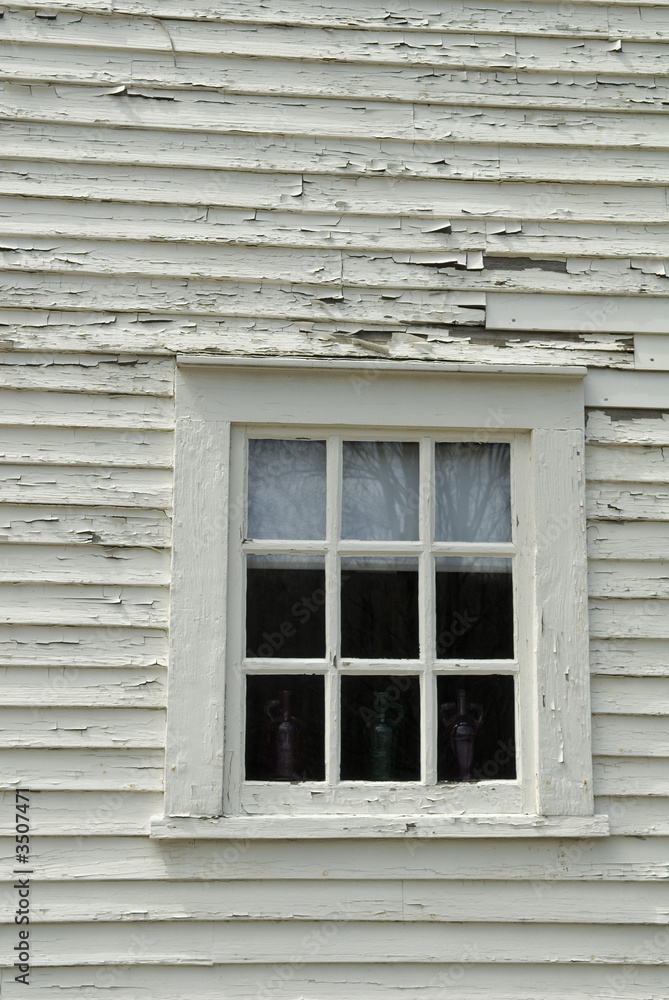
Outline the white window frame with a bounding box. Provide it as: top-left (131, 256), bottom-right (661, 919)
top-left (151, 357), bottom-right (609, 840)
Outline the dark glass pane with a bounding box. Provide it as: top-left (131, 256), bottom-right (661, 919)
top-left (248, 439), bottom-right (326, 540)
top-left (245, 674), bottom-right (325, 781)
top-left (341, 557), bottom-right (419, 659)
top-left (437, 675), bottom-right (516, 782)
top-left (342, 441), bottom-right (420, 540)
top-left (340, 675), bottom-right (420, 781)
top-left (246, 555), bottom-right (325, 658)
top-left (435, 442), bottom-right (511, 542)
top-left (436, 557), bottom-right (513, 659)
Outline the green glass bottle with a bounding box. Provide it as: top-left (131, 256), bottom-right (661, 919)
top-left (365, 693), bottom-right (404, 780)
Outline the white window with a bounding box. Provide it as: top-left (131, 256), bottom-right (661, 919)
top-left (152, 358), bottom-right (609, 840)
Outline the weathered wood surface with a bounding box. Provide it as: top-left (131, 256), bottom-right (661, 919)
top-left (0, 624), bottom-right (168, 666)
top-left (3, 917), bottom-right (669, 965)
top-left (2, 878), bottom-right (668, 925)
top-left (0, 665), bottom-right (165, 706)
top-left (0, 0), bottom-right (668, 991)
top-left (3, 966), bottom-right (666, 1000)
top-left (1, 7), bottom-right (669, 349)
top-left (2, 834), bottom-right (667, 881)
top-left (0, 749), bottom-right (164, 790)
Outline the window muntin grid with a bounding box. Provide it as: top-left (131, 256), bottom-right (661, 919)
top-left (225, 427), bottom-right (521, 817)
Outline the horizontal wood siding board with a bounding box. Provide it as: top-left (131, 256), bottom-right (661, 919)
top-left (0, 625), bottom-right (168, 667)
top-left (0, 505), bottom-right (171, 547)
top-left (0, 388), bottom-right (174, 429)
top-left (590, 598), bottom-right (669, 640)
top-left (0, 465), bottom-right (172, 509)
top-left (0, 919), bottom-right (667, 964)
top-left (9, 52), bottom-right (669, 114)
top-left (4, 170), bottom-right (669, 223)
top-left (0, 583), bottom-right (168, 628)
top-left (3, 879), bottom-right (668, 925)
top-left (586, 410), bottom-right (669, 447)
top-left (591, 676), bottom-right (669, 715)
top-left (0, 352), bottom-right (174, 394)
top-left (5, 223), bottom-right (669, 262)
top-left (3, 14), bottom-right (668, 63)
top-left (9, 966), bottom-right (669, 1000)
top-left (591, 638), bottom-right (669, 677)
top-left (586, 486), bottom-right (669, 522)
top-left (594, 758), bottom-right (669, 796)
top-left (586, 444), bottom-right (669, 484)
top-left (0, 665), bottom-right (165, 707)
top-left (588, 561), bottom-right (669, 599)
top-left (0, 425), bottom-right (173, 469)
top-left (591, 715), bottom-right (669, 757)
top-left (0, 789), bottom-right (162, 834)
top-left (12, 835), bottom-right (668, 881)
top-left (0, 749), bottom-right (164, 790)
top-left (0, 543), bottom-right (170, 584)
top-left (5, 123), bottom-right (669, 187)
top-left (595, 796), bottom-right (669, 836)
top-left (6, 84), bottom-right (669, 150)
top-left (3, 0), bottom-right (669, 36)
top-left (587, 522), bottom-right (669, 561)
top-left (4, 269), bottom-right (669, 313)
top-left (0, 706), bottom-right (165, 748)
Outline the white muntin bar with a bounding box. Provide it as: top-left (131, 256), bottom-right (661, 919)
top-left (420, 436), bottom-right (436, 785)
top-left (325, 435), bottom-right (343, 787)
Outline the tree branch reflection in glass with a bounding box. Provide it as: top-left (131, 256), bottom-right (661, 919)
top-left (435, 442), bottom-right (511, 543)
top-left (248, 438), bottom-right (327, 540)
top-left (342, 441), bottom-right (419, 540)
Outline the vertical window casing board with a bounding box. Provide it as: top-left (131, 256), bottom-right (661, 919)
top-left (155, 358), bottom-right (608, 839)
top-left (165, 413), bottom-right (230, 817)
top-left (532, 428), bottom-right (591, 817)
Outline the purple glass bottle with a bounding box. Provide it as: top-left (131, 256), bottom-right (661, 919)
top-left (265, 689), bottom-right (304, 781)
top-left (440, 688), bottom-right (483, 781)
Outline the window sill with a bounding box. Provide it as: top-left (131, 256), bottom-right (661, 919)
top-left (150, 813), bottom-right (610, 840)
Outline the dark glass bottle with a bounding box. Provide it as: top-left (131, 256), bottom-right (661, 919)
top-left (265, 689), bottom-right (304, 780)
top-left (365, 694), bottom-right (404, 780)
top-left (440, 688), bottom-right (483, 781)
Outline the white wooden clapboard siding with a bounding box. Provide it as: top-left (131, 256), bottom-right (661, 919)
top-left (0, 0), bottom-right (668, 996)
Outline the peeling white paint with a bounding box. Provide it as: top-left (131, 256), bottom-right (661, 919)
top-left (0, 1), bottom-right (668, 994)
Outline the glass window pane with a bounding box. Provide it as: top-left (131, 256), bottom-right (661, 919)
top-left (435, 442), bottom-right (511, 542)
top-left (436, 557), bottom-right (513, 659)
top-left (437, 675), bottom-right (516, 782)
top-left (245, 674), bottom-right (325, 781)
top-left (341, 556), bottom-right (419, 659)
top-left (342, 441), bottom-right (419, 541)
top-left (246, 555), bottom-right (325, 658)
top-left (248, 439), bottom-right (326, 540)
top-left (340, 675), bottom-right (420, 781)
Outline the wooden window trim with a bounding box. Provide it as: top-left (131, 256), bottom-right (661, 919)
top-left (151, 357), bottom-right (609, 840)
